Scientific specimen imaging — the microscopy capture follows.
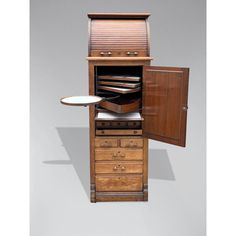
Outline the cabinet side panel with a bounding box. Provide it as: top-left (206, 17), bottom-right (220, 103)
top-left (89, 62), bottom-right (96, 202)
top-left (143, 138), bottom-right (148, 201)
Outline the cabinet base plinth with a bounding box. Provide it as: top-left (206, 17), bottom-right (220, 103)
top-left (93, 191), bottom-right (148, 202)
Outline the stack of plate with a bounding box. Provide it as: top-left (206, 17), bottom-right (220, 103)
top-left (98, 75), bottom-right (141, 94)
top-left (97, 75), bottom-right (141, 113)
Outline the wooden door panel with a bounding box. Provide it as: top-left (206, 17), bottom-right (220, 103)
top-left (143, 66), bottom-right (189, 146)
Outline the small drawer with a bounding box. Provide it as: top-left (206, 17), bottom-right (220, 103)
top-left (111, 121), bottom-right (127, 128)
top-left (95, 138), bottom-right (118, 148)
top-left (120, 138), bottom-right (143, 148)
top-left (96, 121), bottom-right (111, 128)
top-left (96, 175), bottom-right (143, 192)
top-left (95, 161), bottom-right (143, 174)
top-left (127, 121), bottom-right (141, 128)
top-left (95, 148), bottom-right (143, 161)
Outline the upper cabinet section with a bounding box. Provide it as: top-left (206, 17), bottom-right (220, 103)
top-left (88, 13), bottom-right (150, 57)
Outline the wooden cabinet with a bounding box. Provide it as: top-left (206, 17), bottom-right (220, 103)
top-left (86, 13), bottom-right (189, 202)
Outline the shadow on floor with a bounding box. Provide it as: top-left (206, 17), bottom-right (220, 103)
top-left (149, 149), bottom-right (175, 180)
top-left (44, 127), bottom-right (90, 199)
top-left (43, 127), bottom-right (175, 199)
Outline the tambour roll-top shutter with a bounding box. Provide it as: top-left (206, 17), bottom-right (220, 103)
top-left (88, 13), bottom-right (150, 57)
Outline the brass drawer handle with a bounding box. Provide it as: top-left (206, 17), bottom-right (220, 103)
top-left (113, 166), bottom-right (118, 171)
top-left (126, 51), bottom-right (138, 56)
top-left (121, 166), bottom-right (126, 171)
top-left (100, 51), bottom-right (112, 56)
top-left (100, 141), bottom-right (112, 147)
top-left (126, 141), bottom-right (138, 148)
top-left (112, 152), bottom-right (125, 159)
top-left (129, 144), bottom-right (138, 147)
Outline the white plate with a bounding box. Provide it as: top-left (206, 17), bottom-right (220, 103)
top-left (60, 96), bottom-right (103, 106)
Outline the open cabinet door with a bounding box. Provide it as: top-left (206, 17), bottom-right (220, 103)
top-left (143, 66), bottom-right (189, 147)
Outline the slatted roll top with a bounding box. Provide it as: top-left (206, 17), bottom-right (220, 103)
top-left (88, 13), bottom-right (150, 57)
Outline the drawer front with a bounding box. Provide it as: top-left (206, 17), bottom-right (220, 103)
top-left (96, 121), bottom-right (128, 129)
top-left (95, 148), bottom-right (143, 161)
top-left (96, 175), bottom-right (143, 192)
top-left (96, 129), bottom-right (142, 136)
top-left (95, 138), bottom-right (118, 148)
top-left (95, 161), bottom-right (143, 174)
top-left (90, 50), bottom-right (148, 57)
top-left (120, 138), bottom-right (143, 148)
top-left (96, 121), bottom-right (111, 128)
top-left (127, 121), bottom-right (142, 128)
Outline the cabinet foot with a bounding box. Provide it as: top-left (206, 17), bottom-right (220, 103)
top-left (143, 184), bottom-right (148, 201)
top-left (90, 184), bottom-right (96, 203)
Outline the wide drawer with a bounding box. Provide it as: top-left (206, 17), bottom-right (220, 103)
top-left (120, 138), bottom-right (143, 148)
top-left (95, 148), bottom-right (143, 161)
top-left (96, 121), bottom-right (132, 129)
top-left (96, 129), bottom-right (142, 136)
top-left (95, 161), bottom-right (143, 174)
top-left (95, 138), bottom-right (118, 148)
top-left (96, 175), bottom-right (143, 192)
top-left (90, 50), bottom-right (148, 57)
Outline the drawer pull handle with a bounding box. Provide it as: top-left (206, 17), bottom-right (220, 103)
top-left (126, 51), bottom-right (138, 56)
top-left (100, 141), bottom-right (112, 147)
top-left (121, 166), bottom-right (126, 171)
top-left (112, 152), bottom-right (125, 159)
top-left (127, 143), bottom-right (138, 148)
top-left (100, 51), bottom-right (112, 56)
top-left (113, 166), bottom-right (118, 170)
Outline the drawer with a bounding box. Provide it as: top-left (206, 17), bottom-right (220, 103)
top-left (111, 121), bottom-right (127, 128)
top-left (96, 175), bottom-right (143, 192)
top-left (95, 138), bottom-right (118, 148)
top-left (120, 138), bottom-right (143, 148)
top-left (96, 121), bottom-right (111, 128)
top-left (96, 129), bottom-right (142, 136)
top-left (95, 161), bottom-right (143, 174)
top-left (127, 121), bottom-right (141, 128)
top-left (95, 148), bottom-right (143, 161)
top-left (90, 50), bottom-right (148, 57)
top-left (96, 121), bottom-right (128, 129)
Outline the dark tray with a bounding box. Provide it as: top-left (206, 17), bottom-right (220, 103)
top-left (99, 97), bottom-right (141, 113)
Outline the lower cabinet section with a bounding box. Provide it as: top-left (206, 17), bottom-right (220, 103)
top-left (92, 136), bottom-right (148, 202)
top-left (96, 175), bottom-right (143, 192)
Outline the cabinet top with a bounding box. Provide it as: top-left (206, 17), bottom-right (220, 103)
top-left (88, 13), bottom-right (150, 19)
